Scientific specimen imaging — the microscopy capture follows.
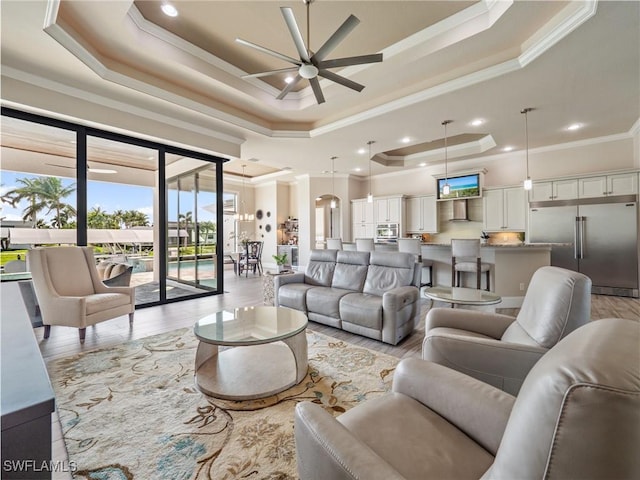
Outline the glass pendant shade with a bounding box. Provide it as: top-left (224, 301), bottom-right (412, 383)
top-left (523, 177), bottom-right (532, 191)
top-left (330, 198), bottom-right (337, 209)
top-left (442, 183), bottom-right (451, 195)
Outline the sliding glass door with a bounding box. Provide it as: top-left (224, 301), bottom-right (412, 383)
top-left (2, 107), bottom-right (225, 307)
top-left (166, 154), bottom-right (219, 297)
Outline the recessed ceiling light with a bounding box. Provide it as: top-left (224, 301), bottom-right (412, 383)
top-left (357, 148), bottom-right (366, 155)
top-left (502, 146), bottom-right (514, 152)
top-left (284, 76), bottom-right (294, 84)
top-left (354, 167), bottom-right (362, 172)
top-left (90, 168), bottom-right (117, 174)
top-left (315, 197), bottom-right (322, 201)
top-left (401, 136), bottom-right (411, 144)
top-left (161, 4), bottom-right (178, 17)
top-left (567, 123), bottom-right (582, 131)
top-left (418, 162), bottom-right (427, 167)
top-left (470, 118), bottom-right (484, 126)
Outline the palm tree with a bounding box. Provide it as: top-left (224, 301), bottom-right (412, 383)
top-left (39, 177), bottom-right (76, 228)
top-left (88, 206), bottom-right (112, 229)
top-left (2, 177), bottom-right (49, 224)
top-left (178, 211), bottom-right (193, 247)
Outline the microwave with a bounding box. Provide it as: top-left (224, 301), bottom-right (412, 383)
top-left (375, 223), bottom-right (399, 243)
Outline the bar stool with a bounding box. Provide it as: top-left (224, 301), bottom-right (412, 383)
top-left (355, 238), bottom-right (375, 252)
top-left (397, 238), bottom-right (433, 287)
top-left (451, 238), bottom-right (491, 291)
top-left (326, 238), bottom-right (343, 250)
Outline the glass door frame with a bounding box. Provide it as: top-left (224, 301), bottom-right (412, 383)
top-left (1, 106), bottom-right (227, 306)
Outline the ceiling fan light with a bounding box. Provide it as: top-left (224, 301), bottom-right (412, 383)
top-left (299, 64), bottom-right (319, 79)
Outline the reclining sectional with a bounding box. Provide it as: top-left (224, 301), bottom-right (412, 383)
top-left (274, 249), bottom-right (421, 345)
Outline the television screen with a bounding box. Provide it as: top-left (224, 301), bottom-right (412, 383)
top-left (437, 173), bottom-right (481, 200)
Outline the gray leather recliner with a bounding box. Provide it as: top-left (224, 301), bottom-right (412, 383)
top-left (422, 266), bottom-right (592, 394)
top-left (295, 318), bottom-right (640, 480)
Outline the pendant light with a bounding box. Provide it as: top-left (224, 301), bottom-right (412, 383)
top-left (330, 156), bottom-right (337, 209)
top-left (441, 120), bottom-right (452, 196)
top-left (366, 140), bottom-right (375, 203)
top-left (521, 107), bottom-right (533, 191)
top-left (235, 165), bottom-right (254, 222)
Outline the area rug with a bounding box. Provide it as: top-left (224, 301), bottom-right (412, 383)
top-left (46, 328), bottom-right (399, 479)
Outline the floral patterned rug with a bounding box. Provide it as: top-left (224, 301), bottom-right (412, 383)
top-left (46, 328), bottom-right (399, 479)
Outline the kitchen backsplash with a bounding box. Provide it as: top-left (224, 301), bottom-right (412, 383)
top-left (426, 199), bottom-right (524, 244)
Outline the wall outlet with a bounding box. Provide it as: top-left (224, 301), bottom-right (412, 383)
top-left (519, 283), bottom-right (525, 291)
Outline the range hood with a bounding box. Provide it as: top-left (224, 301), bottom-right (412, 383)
top-left (450, 199), bottom-right (470, 221)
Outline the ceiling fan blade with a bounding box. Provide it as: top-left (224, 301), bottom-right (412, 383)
top-left (281, 7), bottom-right (310, 63)
top-left (235, 38), bottom-right (300, 65)
top-left (276, 75), bottom-right (303, 100)
top-left (317, 53), bottom-right (383, 69)
top-left (314, 14), bottom-right (360, 62)
top-left (45, 163), bottom-right (74, 169)
top-left (318, 70), bottom-right (365, 92)
top-left (309, 77), bottom-right (326, 104)
top-left (242, 67), bottom-right (300, 79)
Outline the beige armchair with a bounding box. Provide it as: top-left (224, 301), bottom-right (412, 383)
top-left (422, 266), bottom-right (591, 394)
top-left (295, 318), bottom-right (640, 480)
top-left (28, 247), bottom-right (135, 342)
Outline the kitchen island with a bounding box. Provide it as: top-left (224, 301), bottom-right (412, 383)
top-left (420, 243), bottom-right (554, 306)
top-left (341, 242), bottom-right (555, 307)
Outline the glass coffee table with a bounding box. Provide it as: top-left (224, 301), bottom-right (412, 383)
top-left (424, 286), bottom-right (502, 308)
top-left (193, 306), bottom-right (308, 400)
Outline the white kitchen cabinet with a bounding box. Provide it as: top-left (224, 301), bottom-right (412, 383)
top-left (578, 172), bottom-right (638, 198)
top-left (352, 199), bottom-right (374, 224)
top-left (352, 222), bottom-right (375, 239)
top-left (529, 179), bottom-right (578, 202)
top-left (406, 195), bottom-right (438, 233)
top-left (352, 199), bottom-right (375, 240)
top-left (374, 196), bottom-right (403, 223)
top-left (484, 187), bottom-right (526, 231)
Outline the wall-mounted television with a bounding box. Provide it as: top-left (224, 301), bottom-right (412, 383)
top-left (437, 173), bottom-right (481, 200)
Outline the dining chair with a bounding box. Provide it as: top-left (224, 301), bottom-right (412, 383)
top-left (451, 238), bottom-right (491, 291)
top-left (238, 241), bottom-right (264, 276)
top-left (397, 238), bottom-right (433, 287)
top-left (326, 238), bottom-right (343, 250)
top-left (355, 238), bottom-right (375, 252)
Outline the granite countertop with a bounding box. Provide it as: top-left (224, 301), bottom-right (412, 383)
top-left (421, 242), bottom-right (569, 247)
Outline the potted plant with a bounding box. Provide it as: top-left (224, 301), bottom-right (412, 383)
top-left (272, 253), bottom-right (288, 273)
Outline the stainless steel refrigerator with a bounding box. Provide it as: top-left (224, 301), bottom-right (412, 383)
top-left (529, 195), bottom-right (639, 297)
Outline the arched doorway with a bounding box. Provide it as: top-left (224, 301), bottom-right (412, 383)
top-left (314, 194), bottom-right (341, 248)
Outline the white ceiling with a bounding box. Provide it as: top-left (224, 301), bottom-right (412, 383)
top-left (1, 0), bottom-right (638, 181)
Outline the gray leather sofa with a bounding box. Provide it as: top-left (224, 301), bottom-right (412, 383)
top-left (423, 266), bottom-right (592, 394)
top-left (274, 250), bottom-right (420, 345)
top-left (295, 318), bottom-right (640, 480)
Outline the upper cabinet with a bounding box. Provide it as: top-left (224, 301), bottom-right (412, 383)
top-left (484, 187), bottom-right (526, 232)
top-left (406, 195), bottom-right (438, 233)
top-left (374, 196), bottom-right (403, 223)
top-left (529, 179), bottom-right (578, 202)
top-left (578, 172), bottom-right (638, 198)
top-left (352, 199), bottom-right (374, 225)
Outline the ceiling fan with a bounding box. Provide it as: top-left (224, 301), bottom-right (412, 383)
top-left (236, 0), bottom-right (383, 104)
top-left (45, 163), bottom-right (117, 174)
